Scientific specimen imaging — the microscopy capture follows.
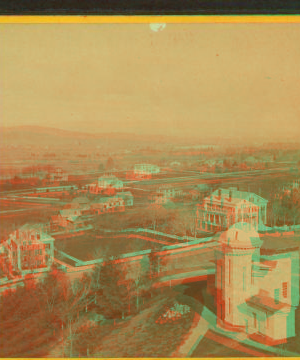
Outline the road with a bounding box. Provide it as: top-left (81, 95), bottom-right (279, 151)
top-left (0, 166), bottom-right (292, 217)
top-left (125, 167), bottom-right (291, 187)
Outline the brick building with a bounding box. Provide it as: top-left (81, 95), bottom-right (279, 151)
top-left (1, 224), bottom-right (55, 276)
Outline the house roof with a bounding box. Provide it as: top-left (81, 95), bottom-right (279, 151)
top-left (63, 203), bottom-right (80, 210)
top-left (60, 209), bottom-right (80, 217)
top-left (91, 196), bottom-right (123, 204)
top-left (203, 194), bottom-right (257, 208)
top-left (212, 189), bottom-right (268, 204)
top-left (98, 175), bottom-right (119, 181)
top-left (51, 215), bottom-right (61, 222)
top-left (219, 222), bottom-right (262, 249)
top-left (10, 224), bottom-right (54, 243)
top-left (196, 183), bottom-right (209, 190)
top-left (71, 196), bottom-right (90, 204)
top-left (189, 189), bottom-right (200, 195)
top-left (118, 191), bottom-right (133, 199)
top-left (19, 223), bottom-right (40, 231)
top-left (66, 215), bottom-right (79, 223)
top-left (135, 163), bottom-right (158, 168)
top-left (159, 184), bottom-right (174, 189)
top-left (246, 294), bottom-right (290, 314)
top-left (163, 201), bottom-right (177, 210)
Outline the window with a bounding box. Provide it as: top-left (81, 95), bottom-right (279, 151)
top-left (282, 282), bottom-right (288, 298)
top-left (253, 313), bottom-right (257, 328)
top-left (274, 288), bottom-right (280, 304)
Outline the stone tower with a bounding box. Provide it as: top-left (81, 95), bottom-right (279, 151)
top-left (215, 222), bottom-right (263, 330)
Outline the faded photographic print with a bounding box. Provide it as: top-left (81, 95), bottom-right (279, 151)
top-left (1, 21), bottom-right (300, 358)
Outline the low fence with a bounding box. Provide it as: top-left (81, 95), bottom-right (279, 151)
top-left (259, 224), bottom-right (300, 232)
top-left (101, 227), bottom-right (207, 243)
top-left (55, 231), bottom-right (215, 268)
top-left (50, 224), bottom-right (94, 236)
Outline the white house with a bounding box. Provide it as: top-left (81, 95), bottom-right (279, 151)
top-left (211, 188), bottom-right (268, 225)
top-left (134, 164), bottom-right (160, 176)
top-left (89, 175), bottom-right (123, 194)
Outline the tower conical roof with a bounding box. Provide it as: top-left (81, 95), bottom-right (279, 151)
top-left (219, 222), bottom-right (263, 249)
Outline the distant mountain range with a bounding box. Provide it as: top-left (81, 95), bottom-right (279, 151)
top-left (0, 126), bottom-right (184, 147)
top-left (1, 125), bottom-right (296, 148)
top-left (0, 125), bottom-right (223, 148)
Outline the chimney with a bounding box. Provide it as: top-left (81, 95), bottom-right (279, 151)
top-left (218, 189), bottom-right (222, 198)
top-left (229, 190), bottom-right (232, 202)
top-left (16, 229), bottom-right (19, 240)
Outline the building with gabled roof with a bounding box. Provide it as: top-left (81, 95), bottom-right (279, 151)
top-left (90, 196), bottom-right (125, 214)
top-left (134, 164), bottom-right (160, 176)
top-left (71, 196), bottom-right (90, 205)
top-left (157, 184), bottom-right (183, 200)
top-left (89, 175), bottom-right (123, 194)
top-left (48, 167), bottom-right (68, 183)
top-left (129, 164), bottom-right (160, 180)
top-left (117, 191), bottom-right (134, 206)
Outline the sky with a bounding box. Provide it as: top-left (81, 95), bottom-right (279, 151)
top-left (1, 23), bottom-right (300, 142)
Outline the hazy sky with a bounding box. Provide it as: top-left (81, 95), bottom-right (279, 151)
top-left (1, 23), bottom-right (300, 142)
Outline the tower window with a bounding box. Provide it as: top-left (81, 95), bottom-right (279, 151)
top-left (282, 282), bottom-right (288, 298)
top-left (274, 288), bottom-right (280, 304)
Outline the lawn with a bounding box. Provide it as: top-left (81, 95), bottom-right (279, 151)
top-left (261, 233), bottom-right (300, 252)
top-left (55, 233), bottom-right (165, 262)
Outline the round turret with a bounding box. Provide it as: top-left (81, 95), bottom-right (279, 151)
top-left (219, 222), bottom-right (263, 250)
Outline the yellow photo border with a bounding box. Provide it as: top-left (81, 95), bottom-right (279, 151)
top-left (0, 15), bottom-right (300, 23)
top-left (1, 12), bottom-right (300, 360)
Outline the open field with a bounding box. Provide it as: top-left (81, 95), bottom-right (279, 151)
top-left (55, 232), bottom-right (166, 262)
